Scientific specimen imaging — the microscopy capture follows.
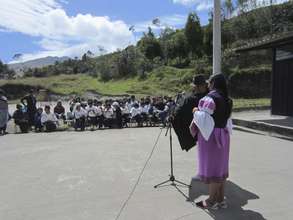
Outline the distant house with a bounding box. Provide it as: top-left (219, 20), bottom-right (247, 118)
top-left (235, 32), bottom-right (293, 117)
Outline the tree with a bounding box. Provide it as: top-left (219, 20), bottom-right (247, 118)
top-left (138, 27), bottom-right (163, 60)
top-left (203, 18), bottom-right (213, 57)
top-left (184, 12), bottom-right (203, 57)
top-left (223, 0), bottom-right (234, 19)
top-left (0, 60), bottom-right (15, 79)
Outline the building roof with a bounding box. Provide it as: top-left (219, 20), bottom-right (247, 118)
top-left (234, 32), bottom-right (293, 52)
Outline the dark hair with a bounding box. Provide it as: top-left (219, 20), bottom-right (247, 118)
top-left (209, 74), bottom-right (233, 118)
top-left (209, 74), bottom-right (229, 98)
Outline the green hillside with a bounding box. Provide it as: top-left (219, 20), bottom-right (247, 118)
top-left (1, 1), bottom-right (292, 101)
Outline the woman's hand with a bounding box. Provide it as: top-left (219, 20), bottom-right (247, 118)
top-left (192, 107), bottom-right (198, 113)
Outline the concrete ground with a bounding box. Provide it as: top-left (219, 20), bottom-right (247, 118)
top-left (233, 110), bottom-right (293, 129)
top-left (0, 127), bottom-right (293, 220)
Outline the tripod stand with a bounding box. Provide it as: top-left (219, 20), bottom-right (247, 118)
top-left (154, 122), bottom-right (191, 188)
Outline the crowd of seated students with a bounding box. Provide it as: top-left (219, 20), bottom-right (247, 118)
top-left (10, 95), bottom-right (176, 134)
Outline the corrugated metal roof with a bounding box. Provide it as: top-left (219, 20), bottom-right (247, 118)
top-left (234, 32), bottom-right (293, 52)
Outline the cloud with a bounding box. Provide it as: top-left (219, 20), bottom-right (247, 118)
top-left (0, 0), bottom-right (134, 62)
top-left (133, 14), bottom-right (187, 33)
top-left (173, 0), bottom-right (213, 11)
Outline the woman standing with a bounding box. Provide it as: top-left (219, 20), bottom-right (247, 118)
top-left (190, 74), bottom-right (233, 210)
top-left (0, 89), bottom-right (9, 135)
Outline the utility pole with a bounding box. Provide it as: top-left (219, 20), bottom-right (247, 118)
top-left (213, 0), bottom-right (222, 75)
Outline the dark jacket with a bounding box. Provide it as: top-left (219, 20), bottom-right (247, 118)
top-left (171, 92), bottom-right (207, 151)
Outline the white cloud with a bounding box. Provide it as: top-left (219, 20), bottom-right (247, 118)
top-left (173, 0), bottom-right (213, 11)
top-left (0, 0), bottom-right (134, 62)
top-left (134, 14), bottom-right (187, 33)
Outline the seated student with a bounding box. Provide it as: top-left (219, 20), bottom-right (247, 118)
top-left (34, 107), bottom-right (43, 132)
top-left (140, 101), bottom-right (150, 125)
top-left (155, 97), bottom-right (169, 127)
top-left (66, 106), bottom-right (75, 120)
top-left (41, 105), bottom-right (58, 132)
top-left (54, 100), bottom-right (66, 120)
top-left (120, 102), bottom-right (130, 127)
top-left (81, 101), bottom-right (88, 110)
top-left (74, 103), bottom-right (87, 131)
top-left (130, 103), bottom-right (143, 127)
top-left (103, 102), bottom-right (114, 128)
top-left (13, 104), bottom-right (30, 133)
top-left (112, 102), bottom-right (122, 129)
top-left (86, 99), bottom-right (99, 130)
top-left (149, 99), bottom-right (160, 125)
top-left (94, 100), bottom-right (104, 129)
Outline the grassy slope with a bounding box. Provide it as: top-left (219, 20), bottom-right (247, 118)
top-left (0, 66), bottom-right (270, 109)
top-left (0, 66), bottom-right (194, 96)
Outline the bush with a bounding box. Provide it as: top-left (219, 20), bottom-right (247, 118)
top-left (228, 67), bottom-right (271, 98)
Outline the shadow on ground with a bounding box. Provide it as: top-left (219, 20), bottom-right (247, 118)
top-left (184, 180), bottom-right (267, 220)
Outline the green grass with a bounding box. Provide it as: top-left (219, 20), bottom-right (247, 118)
top-left (0, 66), bottom-right (195, 96)
top-left (0, 66), bottom-right (271, 110)
top-left (233, 98), bottom-right (270, 110)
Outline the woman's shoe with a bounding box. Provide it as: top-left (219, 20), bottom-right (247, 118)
top-left (196, 200), bottom-right (219, 210)
top-left (218, 201), bottom-right (228, 209)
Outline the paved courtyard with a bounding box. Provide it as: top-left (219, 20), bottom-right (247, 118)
top-left (0, 127), bottom-right (292, 220)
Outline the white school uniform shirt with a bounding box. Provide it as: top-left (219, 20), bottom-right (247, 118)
top-left (121, 106), bottom-right (130, 115)
top-left (41, 112), bottom-right (58, 124)
top-left (130, 107), bottom-right (141, 118)
top-left (74, 108), bottom-right (87, 119)
top-left (96, 106), bottom-right (104, 116)
top-left (141, 104), bottom-right (150, 114)
top-left (86, 105), bottom-right (99, 117)
top-left (103, 107), bottom-right (114, 119)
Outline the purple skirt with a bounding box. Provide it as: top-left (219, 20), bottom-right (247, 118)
top-left (197, 128), bottom-right (230, 184)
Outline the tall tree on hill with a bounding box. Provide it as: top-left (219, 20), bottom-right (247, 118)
top-left (0, 60), bottom-right (15, 79)
top-left (223, 0), bottom-right (235, 19)
top-left (184, 12), bottom-right (203, 58)
top-left (203, 17), bottom-right (213, 57)
top-left (138, 27), bottom-right (162, 60)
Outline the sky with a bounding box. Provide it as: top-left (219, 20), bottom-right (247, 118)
top-left (0, 0), bottom-right (214, 63)
top-left (0, 0), bottom-right (287, 63)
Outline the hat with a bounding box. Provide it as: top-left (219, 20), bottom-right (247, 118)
top-left (191, 74), bottom-right (207, 86)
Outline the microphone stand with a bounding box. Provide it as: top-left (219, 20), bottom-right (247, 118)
top-left (154, 121), bottom-right (191, 188)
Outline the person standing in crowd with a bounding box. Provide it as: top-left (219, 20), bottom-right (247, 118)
top-left (190, 74), bottom-right (233, 210)
top-left (0, 89), bottom-right (9, 135)
top-left (13, 104), bottom-right (30, 133)
top-left (140, 100), bottom-right (150, 125)
top-left (54, 100), bottom-right (66, 121)
top-left (74, 103), bottom-right (87, 131)
top-left (95, 100), bottom-right (104, 129)
top-left (41, 105), bottom-right (58, 132)
top-left (155, 97), bottom-right (169, 127)
top-left (121, 102), bottom-right (130, 127)
top-left (21, 89), bottom-right (37, 127)
top-left (112, 102), bottom-right (122, 128)
top-left (34, 107), bottom-right (43, 132)
top-left (86, 99), bottom-right (98, 130)
top-left (172, 75), bottom-right (208, 152)
top-left (130, 103), bottom-right (142, 127)
top-left (103, 102), bottom-right (114, 128)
